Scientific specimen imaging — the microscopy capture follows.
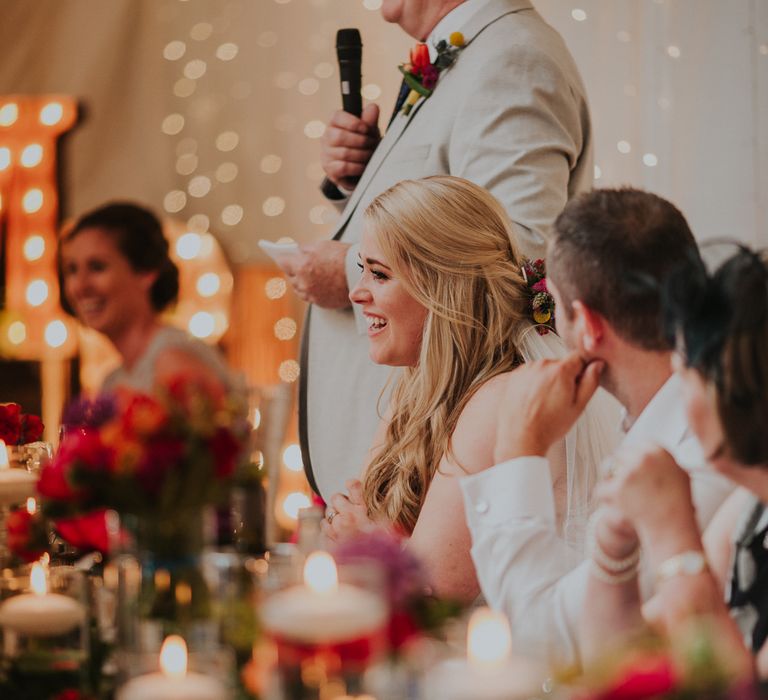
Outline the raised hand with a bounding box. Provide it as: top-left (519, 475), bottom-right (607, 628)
top-left (597, 444), bottom-right (700, 561)
top-left (282, 240), bottom-right (351, 308)
top-left (320, 104), bottom-right (380, 191)
top-left (493, 351), bottom-right (604, 463)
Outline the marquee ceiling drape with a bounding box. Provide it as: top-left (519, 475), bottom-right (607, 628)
top-left (1, 0), bottom-right (764, 262)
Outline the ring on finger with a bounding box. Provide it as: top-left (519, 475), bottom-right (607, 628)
top-left (326, 508), bottom-right (338, 525)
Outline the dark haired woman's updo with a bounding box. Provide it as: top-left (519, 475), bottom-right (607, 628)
top-left (64, 202), bottom-right (180, 312)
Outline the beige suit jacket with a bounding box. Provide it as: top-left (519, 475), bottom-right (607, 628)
top-left (300, 0), bottom-right (593, 500)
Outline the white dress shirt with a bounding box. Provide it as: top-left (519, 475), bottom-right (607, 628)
top-left (460, 373), bottom-right (734, 669)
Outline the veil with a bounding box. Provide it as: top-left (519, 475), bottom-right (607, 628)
top-left (516, 325), bottom-right (622, 552)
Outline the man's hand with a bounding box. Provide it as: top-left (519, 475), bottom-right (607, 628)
top-left (320, 104), bottom-right (380, 191)
top-left (282, 240), bottom-right (352, 308)
top-left (494, 352), bottom-right (604, 463)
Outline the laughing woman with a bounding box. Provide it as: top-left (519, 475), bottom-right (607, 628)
top-left (322, 176), bottom-right (617, 602)
top-left (59, 202), bottom-right (236, 394)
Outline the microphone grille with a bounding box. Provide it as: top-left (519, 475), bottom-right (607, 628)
top-left (336, 28), bottom-right (362, 60)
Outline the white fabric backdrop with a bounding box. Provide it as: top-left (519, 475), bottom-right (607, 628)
top-left (0, 0), bottom-right (765, 260)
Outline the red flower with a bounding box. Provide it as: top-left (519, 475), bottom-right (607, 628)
top-left (58, 429), bottom-right (113, 473)
top-left (532, 278), bottom-right (548, 293)
top-left (136, 437), bottom-right (186, 493)
top-left (7, 509), bottom-right (46, 562)
top-left (21, 413), bottom-right (44, 443)
top-left (38, 459), bottom-right (79, 502)
top-left (209, 427), bottom-right (242, 478)
top-left (0, 402), bottom-right (22, 445)
top-left (56, 510), bottom-right (110, 553)
top-left (409, 43), bottom-right (431, 74)
top-left (388, 610), bottom-right (420, 650)
top-left (589, 653), bottom-right (678, 700)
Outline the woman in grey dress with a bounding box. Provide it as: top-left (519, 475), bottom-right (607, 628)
top-left (59, 202), bottom-right (235, 393)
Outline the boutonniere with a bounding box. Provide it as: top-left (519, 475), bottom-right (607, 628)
top-left (398, 32), bottom-right (465, 115)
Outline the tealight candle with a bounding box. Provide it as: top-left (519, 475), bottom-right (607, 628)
top-left (0, 562), bottom-right (85, 636)
top-left (424, 608), bottom-right (542, 700)
top-left (118, 635), bottom-right (227, 700)
top-left (260, 551), bottom-right (387, 645)
top-left (0, 440), bottom-right (37, 506)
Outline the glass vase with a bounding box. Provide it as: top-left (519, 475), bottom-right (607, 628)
top-left (116, 511), bottom-right (217, 656)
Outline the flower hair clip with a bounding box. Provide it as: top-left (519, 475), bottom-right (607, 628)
top-left (521, 259), bottom-right (556, 335)
top-left (399, 32), bottom-right (465, 115)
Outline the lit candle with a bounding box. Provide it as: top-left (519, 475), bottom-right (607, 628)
top-left (424, 608), bottom-right (543, 700)
top-left (118, 635), bottom-right (227, 700)
top-left (0, 562), bottom-right (85, 636)
top-left (260, 551), bottom-right (387, 644)
top-left (0, 440), bottom-right (37, 506)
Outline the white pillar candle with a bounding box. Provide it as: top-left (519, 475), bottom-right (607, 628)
top-left (0, 440), bottom-right (37, 506)
top-left (260, 551), bottom-right (387, 644)
top-left (0, 562), bottom-right (85, 636)
top-left (118, 635), bottom-right (227, 700)
top-left (424, 608), bottom-right (543, 700)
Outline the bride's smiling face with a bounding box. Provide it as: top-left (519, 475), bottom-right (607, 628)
top-left (349, 227), bottom-right (428, 367)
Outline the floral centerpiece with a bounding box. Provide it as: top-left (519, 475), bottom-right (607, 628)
top-left (565, 623), bottom-right (760, 700)
top-left (38, 376), bottom-right (251, 633)
top-left (332, 532), bottom-right (464, 654)
top-left (39, 376), bottom-right (249, 536)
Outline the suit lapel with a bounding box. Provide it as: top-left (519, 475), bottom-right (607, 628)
top-left (331, 96), bottom-right (429, 239)
top-left (330, 0), bottom-right (534, 241)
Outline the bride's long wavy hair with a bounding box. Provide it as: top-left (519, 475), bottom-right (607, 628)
top-left (361, 176), bottom-right (529, 534)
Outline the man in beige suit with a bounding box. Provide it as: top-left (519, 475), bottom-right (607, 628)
top-left (285, 0), bottom-right (593, 500)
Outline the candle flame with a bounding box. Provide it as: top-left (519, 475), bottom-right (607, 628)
top-left (26, 497), bottom-right (37, 515)
top-left (0, 440), bottom-right (8, 469)
top-left (303, 551), bottom-right (338, 594)
top-left (160, 635), bottom-right (188, 679)
top-left (30, 562), bottom-right (47, 596)
top-left (467, 607), bottom-right (512, 670)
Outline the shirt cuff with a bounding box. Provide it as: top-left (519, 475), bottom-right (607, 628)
top-left (460, 457), bottom-right (556, 532)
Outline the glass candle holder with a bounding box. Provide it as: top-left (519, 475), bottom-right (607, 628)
top-left (259, 551), bottom-right (388, 700)
top-left (116, 634), bottom-right (235, 700)
top-left (0, 563), bottom-right (89, 696)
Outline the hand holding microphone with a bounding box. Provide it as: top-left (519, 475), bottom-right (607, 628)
top-left (320, 28), bottom-right (380, 196)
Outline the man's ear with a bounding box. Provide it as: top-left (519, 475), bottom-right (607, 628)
top-left (571, 300), bottom-right (605, 354)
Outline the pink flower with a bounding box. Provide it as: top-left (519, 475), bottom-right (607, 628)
top-left (421, 65), bottom-right (439, 90)
top-left (532, 278), bottom-right (548, 293)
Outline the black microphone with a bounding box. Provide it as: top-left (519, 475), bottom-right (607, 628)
top-left (321, 28), bottom-right (363, 200)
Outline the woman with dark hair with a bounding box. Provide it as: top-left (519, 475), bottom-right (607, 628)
top-left (582, 245), bottom-right (768, 679)
top-left (59, 202), bottom-right (236, 392)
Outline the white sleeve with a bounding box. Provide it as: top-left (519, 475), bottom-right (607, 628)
top-left (460, 457), bottom-right (590, 668)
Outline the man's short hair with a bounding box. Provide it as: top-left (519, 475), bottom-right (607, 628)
top-left (548, 187), bottom-right (698, 350)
